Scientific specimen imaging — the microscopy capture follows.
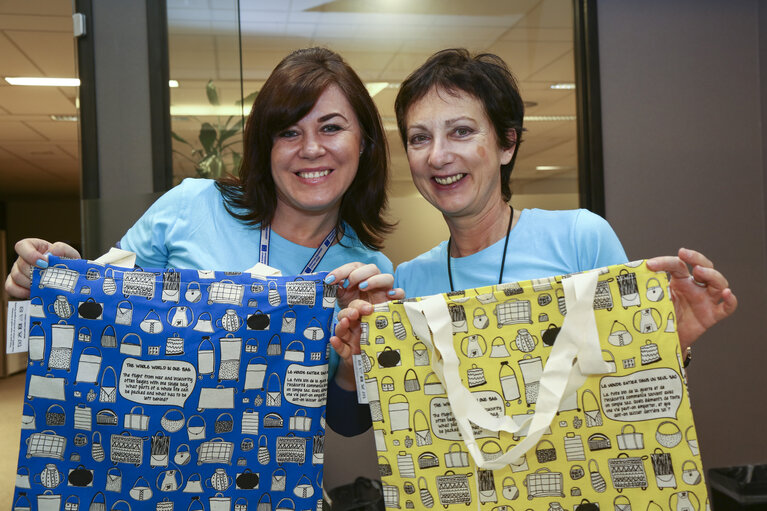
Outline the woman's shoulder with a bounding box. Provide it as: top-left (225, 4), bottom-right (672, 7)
top-left (175, 177), bottom-right (221, 199)
top-left (395, 241), bottom-right (447, 275)
top-left (520, 208), bottom-right (612, 232)
top-left (148, 177), bottom-right (219, 208)
top-left (521, 207), bottom-right (592, 221)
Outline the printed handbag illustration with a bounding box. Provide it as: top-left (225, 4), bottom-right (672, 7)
top-left (15, 256), bottom-right (333, 510)
top-left (360, 260), bottom-right (709, 510)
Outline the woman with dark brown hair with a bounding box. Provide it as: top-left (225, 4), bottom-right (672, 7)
top-left (332, 48), bottom-right (736, 377)
top-left (7, 47), bottom-right (404, 434)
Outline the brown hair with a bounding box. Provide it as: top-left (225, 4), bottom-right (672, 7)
top-left (394, 48), bottom-right (524, 202)
top-left (217, 47), bottom-right (393, 250)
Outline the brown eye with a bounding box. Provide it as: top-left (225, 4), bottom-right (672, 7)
top-left (454, 126), bottom-right (473, 137)
top-left (277, 129), bottom-right (299, 139)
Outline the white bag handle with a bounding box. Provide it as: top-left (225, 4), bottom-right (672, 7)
top-left (404, 270), bottom-right (610, 470)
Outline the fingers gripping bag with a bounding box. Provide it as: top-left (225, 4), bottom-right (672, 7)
top-left (360, 261), bottom-right (709, 510)
top-left (15, 255), bottom-right (334, 510)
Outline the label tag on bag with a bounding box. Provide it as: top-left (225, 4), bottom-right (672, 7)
top-left (352, 354), bottom-right (369, 404)
top-left (6, 301), bottom-right (30, 354)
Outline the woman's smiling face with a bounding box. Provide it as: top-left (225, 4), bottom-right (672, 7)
top-left (270, 84), bottom-right (363, 219)
top-left (404, 87), bottom-right (515, 220)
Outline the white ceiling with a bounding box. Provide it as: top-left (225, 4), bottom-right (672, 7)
top-left (0, 0), bottom-right (578, 200)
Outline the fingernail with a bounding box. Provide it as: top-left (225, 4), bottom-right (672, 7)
top-left (324, 274), bottom-right (336, 284)
top-left (359, 281), bottom-right (369, 290)
top-left (36, 259), bottom-right (49, 269)
top-left (343, 279), bottom-right (350, 289)
top-left (387, 290), bottom-right (396, 296)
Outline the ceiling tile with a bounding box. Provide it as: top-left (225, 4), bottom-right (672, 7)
top-left (170, 50), bottom-right (217, 74)
top-left (0, 33), bottom-right (45, 75)
top-left (526, 49), bottom-right (575, 82)
top-left (6, 31), bottom-right (77, 77)
top-left (0, 141), bottom-right (78, 162)
top-left (166, 0), bottom-right (215, 9)
top-left (239, 34), bottom-right (315, 50)
top-left (0, 87), bottom-right (75, 115)
top-left (487, 40), bottom-right (571, 80)
top-left (0, 13), bottom-right (71, 31)
top-left (514, 0), bottom-right (574, 29)
top-left (239, 10), bottom-right (290, 24)
top-left (0, 121), bottom-right (49, 142)
top-left (500, 27), bottom-right (572, 42)
top-left (23, 121), bottom-right (79, 142)
top-left (306, 0), bottom-right (537, 17)
top-left (168, 34), bottom-right (217, 51)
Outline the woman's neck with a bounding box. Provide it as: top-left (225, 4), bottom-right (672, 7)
top-left (269, 203), bottom-right (340, 248)
top-left (445, 200), bottom-right (518, 258)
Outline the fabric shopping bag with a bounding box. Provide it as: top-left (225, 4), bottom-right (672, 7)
top-left (14, 256), bottom-right (334, 510)
top-left (360, 261), bottom-right (709, 510)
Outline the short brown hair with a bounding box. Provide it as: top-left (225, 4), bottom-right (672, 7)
top-left (218, 47), bottom-right (393, 250)
top-left (394, 48), bottom-right (524, 202)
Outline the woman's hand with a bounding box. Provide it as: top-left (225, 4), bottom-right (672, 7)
top-left (5, 238), bottom-right (81, 299)
top-left (324, 262), bottom-right (404, 310)
top-left (324, 262), bottom-right (405, 390)
top-left (330, 299), bottom-right (377, 390)
top-left (645, 247), bottom-right (737, 351)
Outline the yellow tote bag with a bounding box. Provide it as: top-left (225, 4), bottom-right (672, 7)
top-left (360, 261), bottom-right (708, 510)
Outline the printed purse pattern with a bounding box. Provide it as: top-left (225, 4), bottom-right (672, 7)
top-left (361, 261), bottom-right (709, 511)
top-left (14, 256), bottom-right (333, 511)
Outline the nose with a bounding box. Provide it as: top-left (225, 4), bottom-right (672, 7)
top-left (427, 136), bottom-right (453, 168)
top-left (299, 132), bottom-right (325, 159)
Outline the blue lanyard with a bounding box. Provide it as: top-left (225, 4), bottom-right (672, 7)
top-left (259, 225), bottom-right (337, 274)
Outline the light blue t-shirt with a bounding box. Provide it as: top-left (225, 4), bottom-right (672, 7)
top-left (120, 178), bottom-right (393, 275)
top-left (120, 178), bottom-right (393, 379)
top-left (394, 208), bottom-right (628, 297)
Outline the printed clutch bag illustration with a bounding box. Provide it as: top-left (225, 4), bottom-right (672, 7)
top-left (360, 261), bottom-right (709, 511)
top-left (14, 256), bottom-right (333, 510)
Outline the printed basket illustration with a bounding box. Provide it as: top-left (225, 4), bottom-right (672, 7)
top-left (26, 430), bottom-right (67, 460)
top-left (110, 432), bottom-right (144, 465)
top-left (435, 470), bottom-right (473, 506)
top-left (608, 453), bottom-right (649, 490)
top-left (524, 469), bottom-right (564, 499)
top-left (121, 270), bottom-right (157, 299)
top-left (197, 437), bottom-right (234, 465)
top-left (39, 265), bottom-right (79, 293)
top-left (207, 279), bottom-right (244, 305)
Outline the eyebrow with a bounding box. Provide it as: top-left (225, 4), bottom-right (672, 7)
top-left (318, 112), bottom-right (348, 123)
top-left (407, 116), bottom-right (477, 131)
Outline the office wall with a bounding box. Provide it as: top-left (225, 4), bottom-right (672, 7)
top-left (598, 0), bottom-right (767, 469)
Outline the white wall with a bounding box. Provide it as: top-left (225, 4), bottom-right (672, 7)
top-left (598, 0), bottom-right (767, 469)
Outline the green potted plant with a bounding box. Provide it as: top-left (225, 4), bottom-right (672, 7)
top-left (171, 80), bottom-right (256, 179)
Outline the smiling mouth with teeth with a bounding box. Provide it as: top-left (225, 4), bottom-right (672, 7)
top-left (434, 173), bottom-right (466, 185)
top-left (297, 169), bottom-right (332, 179)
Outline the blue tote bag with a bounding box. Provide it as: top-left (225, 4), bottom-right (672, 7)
top-left (15, 256), bottom-right (334, 510)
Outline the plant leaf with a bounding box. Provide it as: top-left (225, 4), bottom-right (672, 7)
top-left (219, 128), bottom-right (241, 144)
top-left (205, 79), bottom-right (220, 106)
top-left (197, 153), bottom-right (220, 178)
top-left (236, 90), bottom-right (259, 107)
top-left (198, 122), bottom-right (217, 153)
top-left (171, 131), bottom-right (191, 145)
